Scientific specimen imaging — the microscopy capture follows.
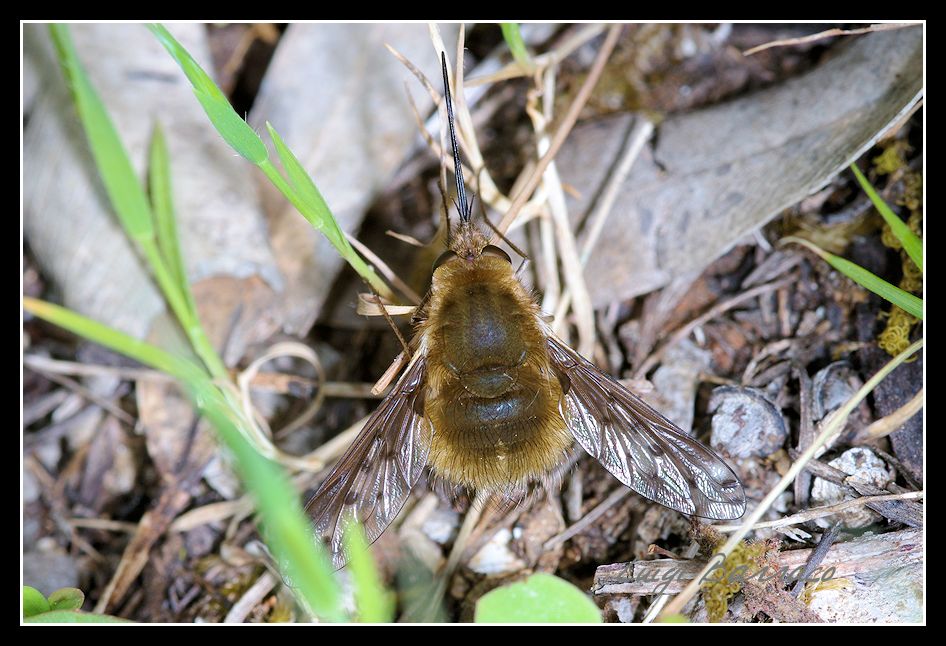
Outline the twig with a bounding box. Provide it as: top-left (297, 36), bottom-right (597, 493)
top-left (855, 387), bottom-right (923, 442)
top-left (495, 24), bottom-right (623, 236)
top-left (543, 487), bottom-right (630, 550)
top-left (224, 571), bottom-right (278, 623)
top-left (466, 24), bottom-right (607, 87)
top-left (94, 486), bottom-right (193, 613)
top-left (27, 365), bottom-right (136, 427)
top-left (552, 117), bottom-right (654, 326)
top-left (346, 233), bottom-right (422, 305)
top-left (69, 517), bottom-right (139, 534)
top-left (634, 277), bottom-right (795, 379)
top-left (792, 524), bottom-right (841, 597)
top-left (794, 454), bottom-right (923, 528)
top-left (742, 23), bottom-right (918, 56)
top-left (713, 490), bottom-right (924, 533)
top-left (526, 64), bottom-right (595, 357)
top-left (24, 353), bottom-right (381, 399)
top-left (595, 527), bottom-right (921, 596)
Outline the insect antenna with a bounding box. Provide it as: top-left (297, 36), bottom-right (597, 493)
top-left (441, 52), bottom-right (471, 224)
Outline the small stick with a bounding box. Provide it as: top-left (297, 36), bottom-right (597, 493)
top-left (347, 233), bottom-right (422, 305)
top-left (743, 23), bottom-right (918, 56)
top-left (224, 572), bottom-right (278, 623)
top-left (543, 487), bottom-right (630, 549)
top-left (854, 388), bottom-right (923, 442)
top-left (494, 25), bottom-right (622, 236)
top-left (634, 277), bottom-right (795, 379)
top-left (713, 490), bottom-right (923, 533)
top-left (792, 524), bottom-right (842, 597)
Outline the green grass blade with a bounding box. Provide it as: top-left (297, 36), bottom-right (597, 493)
top-left (500, 23), bottom-right (531, 66)
top-left (148, 123), bottom-right (191, 306)
top-left (265, 123), bottom-right (353, 254)
top-left (147, 24), bottom-right (268, 164)
top-left (344, 525), bottom-right (393, 623)
top-left (49, 24), bottom-right (227, 381)
top-left (24, 298), bottom-right (208, 382)
top-left (783, 237), bottom-right (923, 319)
top-left (148, 23), bottom-right (394, 301)
top-left (193, 385), bottom-right (346, 623)
top-left (850, 164), bottom-right (922, 271)
top-left (261, 123), bottom-right (392, 298)
top-left (49, 24), bottom-right (154, 242)
top-left (24, 297), bottom-right (347, 622)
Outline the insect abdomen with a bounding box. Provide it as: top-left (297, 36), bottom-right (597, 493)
top-left (423, 257), bottom-right (572, 491)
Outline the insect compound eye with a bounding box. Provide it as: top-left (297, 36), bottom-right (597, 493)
top-left (433, 250), bottom-right (458, 270)
top-left (480, 245), bottom-right (512, 263)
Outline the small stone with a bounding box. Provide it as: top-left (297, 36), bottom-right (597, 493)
top-left (467, 528), bottom-right (526, 576)
top-left (810, 448), bottom-right (893, 528)
top-left (709, 386), bottom-right (788, 458)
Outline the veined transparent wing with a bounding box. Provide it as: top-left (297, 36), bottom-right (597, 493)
top-left (546, 336), bottom-right (746, 520)
top-left (304, 355), bottom-right (432, 568)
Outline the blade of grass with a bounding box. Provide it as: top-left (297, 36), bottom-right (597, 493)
top-left (850, 164), bottom-right (922, 271)
top-left (23, 297), bottom-right (347, 622)
top-left (146, 24), bottom-right (268, 164)
top-left (49, 24), bottom-right (228, 382)
top-left (264, 123), bottom-right (380, 288)
top-left (24, 297), bottom-right (208, 383)
top-left (48, 24), bottom-right (153, 241)
top-left (147, 23), bottom-right (394, 302)
top-left (149, 123), bottom-right (195, 316)
top-left (501, 23), bottom-right (531, 67)
top-left (782, 236), bottom-right (923, 319)
top-left (344, 525), bottom-right (394, 623)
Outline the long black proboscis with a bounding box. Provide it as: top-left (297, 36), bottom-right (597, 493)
top-left (441, 52), bottom-right (471, 223)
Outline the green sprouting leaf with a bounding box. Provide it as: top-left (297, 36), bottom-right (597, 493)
top-left (147, 24), bottom-right (268, 164)
top-left (782, 237), bottom-right (923, 319)
top-left (850, 164), bottom-right (922, 271)
top-left (48, 24), bottom-right (154, 241)
top-left (501, 23), bottom-right (531, 67)
top-left (24, 610), bottom-right (132, 623)
top-left (47, 588), bottom-right (86, 612)
top-left (23, 586), bottom-right (50, 618)
top-left (474, 573), bottom-right (602, 623)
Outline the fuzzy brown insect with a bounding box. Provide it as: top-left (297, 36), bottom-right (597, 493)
top-left (305, 52), bottom-right (746, 567)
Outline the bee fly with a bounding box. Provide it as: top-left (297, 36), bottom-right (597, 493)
top-left (306, 52), bottom-right (746, 567)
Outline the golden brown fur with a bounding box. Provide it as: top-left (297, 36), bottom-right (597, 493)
top-left (416, 224), bottom-right (572, 491)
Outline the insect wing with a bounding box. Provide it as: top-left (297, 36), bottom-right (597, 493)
top-left (547, 336), bottom-right (746, 520)
top-left (305, 355), bottom-right (432, 568)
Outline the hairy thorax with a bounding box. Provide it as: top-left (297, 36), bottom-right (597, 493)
top-left (421, 254), bottom-right (571, 491)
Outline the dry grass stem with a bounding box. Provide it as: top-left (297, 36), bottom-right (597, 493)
top-left (743, 23), bottom-right (918, 56)
top-left (714, 490), bottom-right (924, 533)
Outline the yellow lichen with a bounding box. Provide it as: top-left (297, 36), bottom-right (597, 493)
top-left (872, 140), bottom-right (911, 176)
top-left (702, 540), bottom-right (770, 623)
